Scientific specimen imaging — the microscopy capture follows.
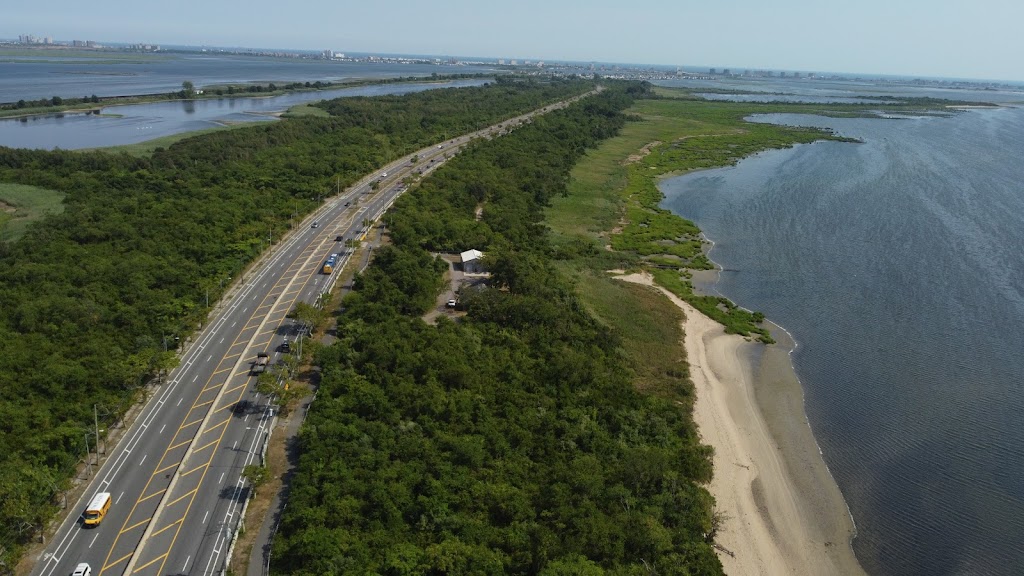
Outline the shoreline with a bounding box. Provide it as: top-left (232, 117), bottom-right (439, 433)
top-left (617, 271), bottom-right (865, 575)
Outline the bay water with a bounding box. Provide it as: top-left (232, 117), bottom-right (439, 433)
top-left (660, 106), bottom-right (1024, 575)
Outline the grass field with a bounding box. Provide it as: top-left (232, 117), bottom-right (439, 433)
top-left (547, 89), bottom-right (824, 349)
top-left (94, 122), bottom-right (264, 157)
top-left (282, 103), bottom-right (330, 118)
top-left (0, 183), bottom-right (66, 242)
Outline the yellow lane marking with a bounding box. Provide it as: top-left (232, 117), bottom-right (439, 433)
top-left (119, 518), bottom-right (151, 535)
top-left (131, 552), bottom-right (168, 574)
top-left (149, 517), bottom-right (183, 538)
top-left (139, 489), bottom-right (166, 503)
top-left (192, 399), bottom-right (214, 410)
top-left (203, 418), bottom-right (230, 434)
top-left (152, 462), bottom-right (178, 476)
top-left (191, 438), bottom-right (219, 454)
top-left (103, 551), bottom-right (134, 571)
top-left (180, 462), bottom-right (207, 477)
top-left (178, 418), bottom-right (204, 431)
top-left (219, 383), bottom-right (248, 397)
top-left (151, 376), bottom-right (254, 574)
top-left (167, 438), bottom-right (193, 452)
top-left (164, 487), bottom-right (198, 507)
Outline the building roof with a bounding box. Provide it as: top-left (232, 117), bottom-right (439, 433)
top-left (460, 249), bottom-right (483, 263)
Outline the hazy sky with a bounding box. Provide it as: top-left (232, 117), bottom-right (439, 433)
top-left (5, 0), bottom-right (1023, 82)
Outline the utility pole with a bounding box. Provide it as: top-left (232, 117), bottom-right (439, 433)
top-left (84, 434), bottom-right (92, 477)
top-left (95, 404), bottom-right (103, 455)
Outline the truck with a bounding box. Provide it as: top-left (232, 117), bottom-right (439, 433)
top-left (322, 255), bottom-right (337, 274)
top-left (251, 352), bottom-right (269, 376)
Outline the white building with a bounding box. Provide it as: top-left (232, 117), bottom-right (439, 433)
top-left (460, 249), bottom-right (485, 274)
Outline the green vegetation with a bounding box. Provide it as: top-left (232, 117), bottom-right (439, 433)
top-left (0, 77), bottom-right (591, 567)
top-left (282, 103), bottom-right (331, 118)
top-left (549, 89), bottom-right (942, 342)
top-left (0, 72), bottom-right (492, 119)
top-left (271, 83), bottom-right (724, 575)
top-left (91, 123), bottom-right (263, 157)
top-left (0, 182), bottom-right (66, 242)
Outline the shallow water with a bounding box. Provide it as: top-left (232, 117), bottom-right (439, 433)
top-left (0, 79), bottom-right (486, 150)
top-left (660, 106), bottom-right (1024, 575)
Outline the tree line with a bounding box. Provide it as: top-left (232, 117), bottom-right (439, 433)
top-left (0, 77), bottom-right (592, 568)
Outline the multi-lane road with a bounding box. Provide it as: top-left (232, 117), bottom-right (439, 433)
top-left (32, 89), bottom-right (595, 576)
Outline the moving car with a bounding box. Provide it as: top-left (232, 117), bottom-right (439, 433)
top-left (72, 564), bottom-right (91, 576)
top-left (311, 221), bottom-right (320, 228)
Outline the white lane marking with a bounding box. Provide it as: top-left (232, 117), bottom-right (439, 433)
top-left (116, 491), bottom-right (125, 504)
top-left (139, 454), bottom-right (147, 466)
top-left (89, 533), bottom-right (99, 548)
top-left (232, 441), bottom-right (238, 450)
top-left (219, 472), bottom-right (225, 484)
top-left (202, 510), bottom-right (209, 524)
top-left (243, 415), bottom-right (249, 423)
top-left (183, 556), bottom-right (190, 571)
top-left (177, 398), bottom-right (183, 407)
top-left (207, 354), bottom-right (213, 362)
top-left (219, 337), bottom-right (224, 344)
top-left (231, 321), bottom-right (236, 327)
top-left (193, 375), bottom-right (198, 383)
top-left (159, 424), bottom-right (166, 434)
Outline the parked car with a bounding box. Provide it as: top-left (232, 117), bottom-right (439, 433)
top-left (446, 299), bottom-right (457, 309)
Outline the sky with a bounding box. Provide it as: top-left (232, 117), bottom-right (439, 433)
top-left (5, 0), bottom-right (1024, 82)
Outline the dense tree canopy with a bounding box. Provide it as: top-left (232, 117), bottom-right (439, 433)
top-left (0, 77), bottom-right (591, 565)
top-left (271, 83), bottom-right (723, 575)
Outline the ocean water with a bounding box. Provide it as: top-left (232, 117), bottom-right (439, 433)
top-left (660, 106), bottom-right (1024, 575)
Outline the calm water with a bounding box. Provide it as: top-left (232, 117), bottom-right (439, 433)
top-left (661, 107), bottom-right (1024, 575)
top-left (0, 53), bottom-right (495, 102)
top-left (656, 77), bottom-right (1024, 105)
top-left (0, 79), bottom-right (486, 150)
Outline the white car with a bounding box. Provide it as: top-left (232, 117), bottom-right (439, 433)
top-left (446, 299), bottom-right (457, 309)
top-left (381, 172), bottom-right (387, 177)
top-left (72, 564), bottom-right (92, 576)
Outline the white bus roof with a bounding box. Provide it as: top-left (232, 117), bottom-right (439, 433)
top-left (87, 492), bottom-right (111, 510)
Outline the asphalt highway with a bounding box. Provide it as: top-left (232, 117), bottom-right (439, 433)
top-left (33, 89), bottom-right (597, 576)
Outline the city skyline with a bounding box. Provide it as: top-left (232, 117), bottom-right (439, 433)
top-left (5, 0), bottom-right (1024, 83)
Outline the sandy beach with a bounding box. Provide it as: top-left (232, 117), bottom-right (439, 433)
top-left (616, 272), bottom-right (865, 575)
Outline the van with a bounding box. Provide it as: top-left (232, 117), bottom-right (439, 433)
top-left (83, 492), bottom-right (111, 526)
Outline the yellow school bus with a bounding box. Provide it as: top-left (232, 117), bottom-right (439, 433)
top-left (83, 492), bottom-right (111, 526)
